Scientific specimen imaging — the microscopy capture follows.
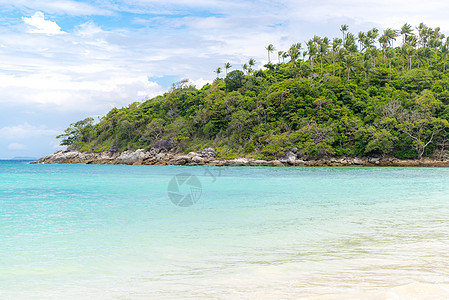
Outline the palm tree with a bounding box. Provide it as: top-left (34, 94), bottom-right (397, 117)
top-left (357, 31), bottom-right (366, 51)
top-left (277, 51), bottom-right (284, 64)
top-left (340, 24), bottom-right (349, 44)
top-left (401, 23), bottom-right (413, 45)
top-left (307, 39), bottom-right (318, 70)
top-left (379, 35), bottom-right (388, 67)
top-left (416, 23), bottom-right (429, 47)
top-left (224, 62), bottom-right (232, 75)
top-left (282, 51), bottom-right (288, 63)
top-left (344, 33), bottom-right (357, 52)
top-left (332, 38), bottom-right (342, 75)
top-left (215, 67), bottom-right (222, 79)
top-left (361, 59), bottom-right (375, 81)
top-left (243, 63), bottom-right (248, 74)
top-left (343, 54), bottom-right (357, 80)
top-left (319, 37), bottom-right (329, 75)
top-left (266, 44), bottom-right (275, 63)
top-left (336, 48), bottom-right (346, 78)
top-left (441, 42), bottom-right (449, 71)
top-left (248, 58), bottom-right (256, 73)
top-left (288, 44), bottom-right (300, 64)
top-left (386, 48), bottom-right (394, 80)
top-left (400, 44), bottom-right (408, 71)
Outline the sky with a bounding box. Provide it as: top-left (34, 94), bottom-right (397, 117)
top-left (2, 0), bottom-right (449, 159)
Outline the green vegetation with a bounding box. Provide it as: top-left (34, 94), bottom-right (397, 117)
top-left (58, 23), bottom-right (449, 160)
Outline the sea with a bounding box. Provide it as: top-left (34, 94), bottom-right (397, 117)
top-left (1, 160), bottom-right (449, 299)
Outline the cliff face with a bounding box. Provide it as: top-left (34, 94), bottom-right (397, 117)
top-left (32, 148), bottom-right (449, 167)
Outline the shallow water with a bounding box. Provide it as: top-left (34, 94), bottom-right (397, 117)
top-left (1, 161), bottom-right (449, 299)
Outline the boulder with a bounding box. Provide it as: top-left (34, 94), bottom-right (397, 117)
top-left (150, 139), bottom-right (177, 153)
top-left (116, 149), bottom-right (149, 164)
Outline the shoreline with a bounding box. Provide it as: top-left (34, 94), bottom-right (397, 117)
top-left (32, 148), bottom-right (449, 167)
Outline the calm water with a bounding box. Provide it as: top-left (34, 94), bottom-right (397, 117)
top-left (1, 161), bottom-right (449, 299)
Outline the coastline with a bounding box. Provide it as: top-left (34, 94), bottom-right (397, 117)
top-left (32, 148), bottom-right (449, 167)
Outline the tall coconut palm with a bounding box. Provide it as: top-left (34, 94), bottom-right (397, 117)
top-left (277, 51), bottom-right (284, 64)
top-left (340, 24), bottom-right (349, 44)
top-left (386, 48), bottom-right (395, 80)
top-left (224, 62), bottom-right (232, 75)
top-left (357, 31), bottom-right (366, 51)
top-left (319, 37), bottom-right (329, 75)
top-left (243, 63), bottom-right (248, 74)
top-left (332, 38), bottom-right (342, 75)
top-left (378, 35), bottom-right (388, 67)
top-left (215, 67), bottom-right (222, 79)
top-left (307, 39), bottom-right (318, 70)
top-left (441, 41), bottom-right (449, 71)
top-left (248, 58), bottom-right (256, 69)
top-left (282, 51), bottom-right (289, 63)
top-left (400, 44), bottom-right (408, 71)
top-left (336, 48), bottom-right (346, 78)
top-left (343, 54), bottom-right (357, 80)
top-left (416, 23), bottom-right (429, 47)
top-left (401, 23), bottom-right (413, 45)
top-left (288, 44), bottom-right (300, 64)
top-left (361, 59), bottom-right (375, 81)
top-left (344, 33), bottom-right (357, 52)
top-left (266, 44), bottom-right (275, 63)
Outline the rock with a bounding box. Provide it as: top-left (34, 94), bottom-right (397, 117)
top-left (171, 155), bottom-right (191, 165)
top-left (296, 150), bottom-right (308, 160)
top-left (191, 155), bottom-right (205, 164)
top-left (150, 139), bottom-right (177, 153)
top-left (291, 147), bottom-right (298, 154)
top-left (227, 158), bottom-right (250, 166)
top-left (188, 148), bottom-right (217, 159)
top-left (116, 149), bottom-right (149, 164)
top-left (352, 157), bottom-right (365, 165)
top-left (278, 151), bottom-right (297, 165)
top-left (368, 157), bottom-right (381, 164)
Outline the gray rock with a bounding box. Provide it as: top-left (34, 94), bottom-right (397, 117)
top-left (150, 139), bottom-right (177, 153)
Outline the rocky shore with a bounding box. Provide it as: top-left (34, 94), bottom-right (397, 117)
top-left (32, 147), bottom-right (449, 167)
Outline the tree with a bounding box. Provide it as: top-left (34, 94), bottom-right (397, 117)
top-left (225, 70), bottom-right (245, 92)
top-left (215, 67), bottom-right (222, 79)
top-left (266, 44), bottom-right (275, 63)
top-left (340, 24), bottom-right (348, 44)
top-left (248, 58), bottom-right (256, 73)
top-left (307, 39), bottom-right (318, 70)
top-left (243, 63), bottom-right (248, 74)
top-left (225, 62), bottom-right (232, 75)
top-left (386, 48), bottom-right (395, 80)
top-left (57, 117), bottom-right (94, 146)
top-left (332, 38), bottom-right (342, 75)
top-left (343, 54), bottom-right (357, 80)
top-left (364, 128), bottom-right (398, 156)
top-left (277, 50), bottom-right (283, 64)
top-left (401, 23), bottom-right (413, 44)
top-left (399, 115), bottom-right (448, 159)
top-left (319, 37), bottom-right (329, 75)
top-left (441, 41), bottom-right (449, 71)
top-left (361, 59), bottom-right (375, 81)
top-left (336, 48), bottom-right (346, 78)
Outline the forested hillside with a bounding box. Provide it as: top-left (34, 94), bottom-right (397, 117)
top-left (58, 23), bottom-right (449, 160)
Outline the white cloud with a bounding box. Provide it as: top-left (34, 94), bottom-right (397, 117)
top-left (22, 12), bottom-right (64, 35)
top-left (0, 123), bottom-right (59, 140)
top-left (189, 78), bottom-right (211, 89)
top-left (8, 143), bottom-right (27, 150)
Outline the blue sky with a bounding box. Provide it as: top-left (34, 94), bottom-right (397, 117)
top-left (1, 0), bottom-right (449, 158)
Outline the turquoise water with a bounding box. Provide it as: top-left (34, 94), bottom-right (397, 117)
top-left (1, 161), bottom-right (449, 299)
